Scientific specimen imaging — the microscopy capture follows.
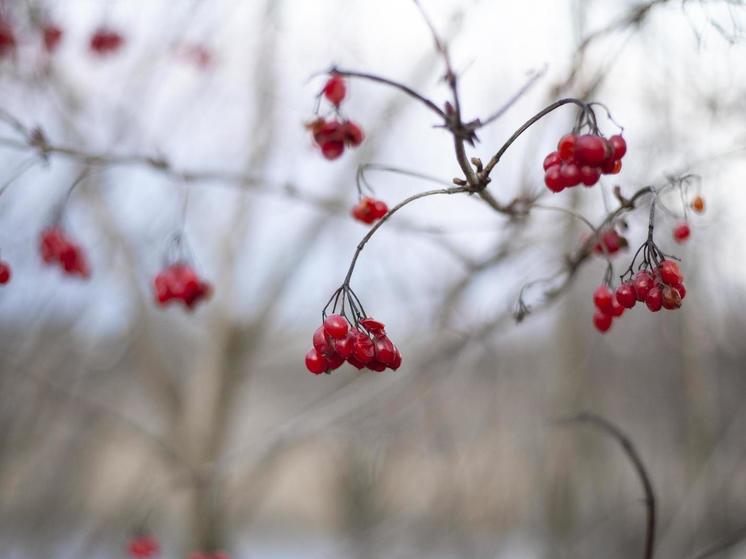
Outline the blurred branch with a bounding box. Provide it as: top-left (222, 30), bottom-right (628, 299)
top-left (563, 412), bottom-right (656, 559)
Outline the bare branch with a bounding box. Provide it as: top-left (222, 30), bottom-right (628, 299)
top-left (562, 412), bottom-right (656, 559)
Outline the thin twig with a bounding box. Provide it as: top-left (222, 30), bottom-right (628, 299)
top-left (562, 412), bottom-right (656, 559)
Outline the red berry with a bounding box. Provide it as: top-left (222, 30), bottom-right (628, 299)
top-left (633, 271), bottom-right (655, 301)
top-left (343, 121), bottom-right (364, 147)
top-left (579, 165), bottom-right (601, 187)
top-left (312, 326), bottom-right (332, 354)
top-left (544, 165), bottom-right (564, 193)
top-left (557, 134), bottom-right (577, 161)
top-left (661, 285), bottom-right (682, 310)
top-left (574, 135), bottom-right (608, 166)
top-left (543, 151), bottom-right (562, 170)
top-left (593, 310), bottom-right (612, 333)
top-left (334, 332), bottom-right (356, 359)
top-left (609, 297), bottom-right (624, 317)
top-left (367, 359), bottom-right (386, 372)
top-left (323, 75), bottom-right (346, 106)
top-left (323, 314), bottom-right (349, 339)
top-left (305, 348), bottom-right (328, 374)
top-left (645, 286), bottom-right (662, 312)
top-left (389, 347), bottom-right (402, 370)
top-left (43, 25), bottom-right (63, 53)
top-left (371, 199), bottom-right (388, 219)
top-left (593, 285), bottom-right (614, 314)
top-left (673, 282), bottom-right (686, 300)
top-left (609, 135), bottom-right (627, 159)
top-left (560, 163), bottom-right (581, 187)
top-left (326, 351), bottom-right (345, 370)
top-left (673, 222), bottom-right (690, 243)
top-left (90, 28), bottom-right (124, 55)
top-left (0, 20), bottom-right (16, 57)
top-left (320, 140), bottom-right (345, 160)
top-left (615, 283), bottom-right (636, 308)
top-left (346, 354), bottom-right (367, 369)
top-left (352, 330), bottom-right (375, 363)
top-left (658, 260), bottom-right (683, 286)
top-left (373, 335), bottom-right (396, 367)
top-left (0, 261), bottom-right (11, 284)
top-left (360, 317), bottom-right (386, 333)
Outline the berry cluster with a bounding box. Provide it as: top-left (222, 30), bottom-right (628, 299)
top-left (305, 313), bottom-right (402, 374)
top-left (351, 196), bottom-right (388, 224)
top-left (40, 226), bottom-right (90, 278)
top-left (307, 116), bottom-right (364, 160)
top-left (154, 263), bottom-right (212, 310)
top-left (89, 27), bottom-right (124, 55)
top-left (593, 228), bottom-right (627, 257)
top-left (594, 260), bottom-right (686, 333)
top-left (127, 535), bottom-right (160, 558)
top-left (543, 133), bottom-right (626, 192)
top-left (0, 260), bottom-right (10, 285)
top-left (307, 75), bottom-right (364, 160)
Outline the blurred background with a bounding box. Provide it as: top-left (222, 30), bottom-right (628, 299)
top-left (1, 0), bottom-right (746, 557)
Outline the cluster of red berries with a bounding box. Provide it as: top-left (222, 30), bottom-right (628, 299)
top-left (40, 226), bottom-right (90, 278)
top-left (307, 75), bottom-right (364, 160)
top-left (351, 196), bottom-right (388, 224)
top-left (89, 27), bottom-right (124, 55)
top-left (127, 536), bottom-right (160, 558)
top-left (307, 116), bottom-right (364, 161)
top-left (543, 133), bottom-right (627, 192)
top-left (154, 263), bottom-right (212, 310)
top-left (0, 260), bottom-right (10, 285)
top-left (593, 228), bottom-right (627, 257)
top-left (593, 260), bottom-right (686, 333)
top-left (305, 314), bottom-right (402, 374)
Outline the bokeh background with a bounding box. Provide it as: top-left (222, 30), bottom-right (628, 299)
top-left (1, 0), bottom-right (746, 557)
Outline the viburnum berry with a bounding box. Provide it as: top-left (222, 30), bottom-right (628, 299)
top-left (323, 314), bottom-right (349, 339)
top-left (593, 228), bottom-right (627, 256)
top-left (658, 259), bottom-right (683, 286)
top-left (633, 270), bottom-right (654, 301)
top-left (673, 222), bottom-right (690, 243)
top-left (609, 297), bottom-right (625, 318)
top-left (127, 535), bottom-right (159, 558)
top-left (593, 310), bottom-right (612, 333)
top-left (608, 135), bottom-right (627, 159)
top-left (0, 260), bottom-right (11, 285)
top-left (673, 282), bottom-right (686, 300)
top-left (0, 20), bottom-right (16, 57)
top-left (40, 226), bottom-right (90, 278)
top-left (661, 285), bottom-right (682, 310)
top-left (615, 283), bottom-right (636, 308)
top-left (544, 165), bottom-right (564, 193)
top-left (691, 195), bottom-right (705, 214)
top-left (560, 163), bottom-right (581, 187)
top-left (558, 134), bottom-right (577, 161)
top-left (89, 27), bottom-right (124, 55)
top-left (593, 285), bottom-right (614, 314)
top-left (351, 197), bottom-right (388, 225)
top-left (575, 135), bottom-right (610, 166)
top-left (43, 25), bottom-right (63, 53)
top-left (579, 165), bottom-right (601, 187)
top-left (305, 348), bottom-right (328, 375)
top-left (323, 75), bottom-right (347, 106)
top-left (645, 286), bottom-right (663, 312)
top-left (543, 151), bottom-right (562, 170)
top-left (153, 263), bottom-right (212, 310)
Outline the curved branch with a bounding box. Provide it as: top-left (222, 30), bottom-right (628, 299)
top-left (481, 98), bottom-right (589, 177)
top-left (329, 66), bottom-right (446, 120)
top-left (342, 186), bottom-right (469, 286)
top-left (563, 412), bottom-right (656, 559)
